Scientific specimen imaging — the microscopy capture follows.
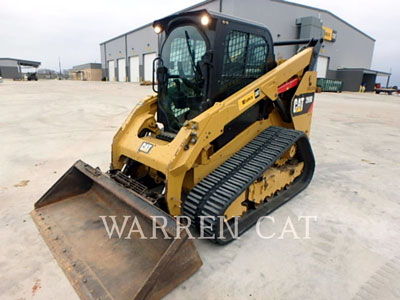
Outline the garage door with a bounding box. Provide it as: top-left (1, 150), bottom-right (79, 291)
top-left (129, 56), bottom-right (140, 82)
top-left (144, 53), bottom-right (157, 82)
top-left (108, 60), bottom-right (115, 81)
top-left (316, 56), bottom-right (328, 78)
top-left (118, 58), bottom-right (126, 82)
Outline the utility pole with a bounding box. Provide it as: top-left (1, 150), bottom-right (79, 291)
top-left (386, 67), bottom-right (392, 88)
top-left (58, 57), bottom-right (62, 79)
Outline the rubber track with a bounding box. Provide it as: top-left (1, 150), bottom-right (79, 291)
top-left (182, 126), bottom-right (315, 244)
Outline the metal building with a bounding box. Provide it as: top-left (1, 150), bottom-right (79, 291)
top-left (100, 0), bottom-right (386, 91)
top-left (0, 58), bottom-right (41, 79)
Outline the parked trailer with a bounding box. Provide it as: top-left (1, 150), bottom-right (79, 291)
top-left (375, 88), bottom-right (397, 95)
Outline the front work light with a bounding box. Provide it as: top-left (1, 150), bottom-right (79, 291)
top-left (154, 25), bottom-right (163, 34)
top-left (201, 15), bottom-right (210, 26)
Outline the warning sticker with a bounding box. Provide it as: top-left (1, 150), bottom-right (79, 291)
top-left (238, 88), bottom-right (261, 110)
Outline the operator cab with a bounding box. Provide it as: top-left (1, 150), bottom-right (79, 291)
top-left (153, 10), bottom-right (276, 133)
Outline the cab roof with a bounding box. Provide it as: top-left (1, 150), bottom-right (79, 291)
top-left (153, 9), bottom-right (271, 33)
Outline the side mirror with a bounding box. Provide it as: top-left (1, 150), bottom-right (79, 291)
top-left (198, 51), bottom-right (213, 79)
top-left (152, 56), bottom-right (165, 93)
top-left (157, 66), bottom-right (168, 85)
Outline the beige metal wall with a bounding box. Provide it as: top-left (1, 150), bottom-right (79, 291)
top-left (69, 68), bottom-right (102, 81)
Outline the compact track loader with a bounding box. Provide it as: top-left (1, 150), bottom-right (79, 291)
top-left (32, 9), bottom-right (322, 300)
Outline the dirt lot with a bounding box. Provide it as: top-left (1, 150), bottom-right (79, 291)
top-left (0, 80), bottom-right (399, 300)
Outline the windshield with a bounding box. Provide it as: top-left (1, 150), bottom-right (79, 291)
top-left (159, 25), bottom-right (207, 132)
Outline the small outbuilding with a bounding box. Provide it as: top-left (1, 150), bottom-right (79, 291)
top-left (69, 63), bottom-right (102, 81)
top-left (336, 68), bottom-right (391, 92)
top-left (0, 58), bottom-right (41, 79)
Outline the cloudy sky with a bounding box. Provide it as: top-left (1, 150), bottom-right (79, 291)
top-left (0, 0), bottom-right (398, 85)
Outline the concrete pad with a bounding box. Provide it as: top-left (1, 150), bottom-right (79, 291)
top-left (0, 81), bottom-right (399, 300)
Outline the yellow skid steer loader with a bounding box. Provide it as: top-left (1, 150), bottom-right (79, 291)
top-left (32, 9), bottom-right (322, 300)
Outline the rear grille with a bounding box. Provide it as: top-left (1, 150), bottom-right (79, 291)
top-left (156, 132), bottom-right (176, 142)
top-left (110, 171), bottom-right (147, 195)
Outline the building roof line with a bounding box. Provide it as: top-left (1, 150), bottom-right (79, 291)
top-left (100, 0), bottom-right (376, 45)
top-left (271, 0), bottom-right (375, 41)
top-left (0, 58), bottom-right (41, 66)
top-left (99, 0), bottom-right (215, 45)
top-left (337, 67), bottom-right (390, 76)
top-left (72, 63), bottom-right (102, 70)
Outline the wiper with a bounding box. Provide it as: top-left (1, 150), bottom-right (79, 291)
top-left (184, 30), bottom-right (201, 77)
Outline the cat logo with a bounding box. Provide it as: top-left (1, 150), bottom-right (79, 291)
top-left (139, 142), bottom-right (153, 153)
top-left (292, 94), bottom-right (314, 115)
top-left (293, 97), bottom-right (304, 113)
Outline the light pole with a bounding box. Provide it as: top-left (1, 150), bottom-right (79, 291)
top-left (58, 57), bottom-right (62, 79)
top-left (386, 68), bottom-right (392, 88)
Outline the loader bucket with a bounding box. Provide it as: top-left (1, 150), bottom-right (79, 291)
top-left (31, 160), bottom-right (202, 300)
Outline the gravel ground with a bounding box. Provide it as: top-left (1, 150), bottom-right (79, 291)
top-left (0, 80), bottom-right (399, 300)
